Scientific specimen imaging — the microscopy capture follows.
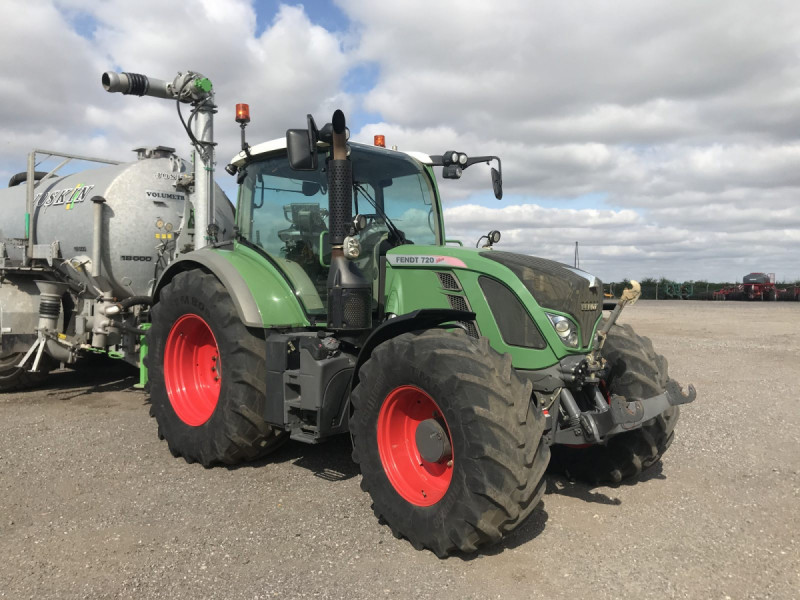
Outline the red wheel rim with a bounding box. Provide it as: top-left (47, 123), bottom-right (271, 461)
top-left (164, 314), bottom-right (221, 426)
top-left (377, 385), bottom-right (454, 506)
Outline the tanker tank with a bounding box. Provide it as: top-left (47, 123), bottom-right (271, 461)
top-left (0, 146), bottom-right (234, 298)
top-left (0, 146), bottom-right (235, 390)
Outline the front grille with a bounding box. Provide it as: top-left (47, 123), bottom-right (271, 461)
top-left (437, 272), bottom-right (461, 291)
top-left (328, 288), bottom-right (372, 329)
top-left (342, 289), bottom-right (371, 329)
top-left (481, 251), bottom-right (602, 347)
top-left (460, 321), bottom-right (479, 338)
top-left (446, 293), bottom-right (479, 338)
top-left (446, 294), bottom-right (468, 312)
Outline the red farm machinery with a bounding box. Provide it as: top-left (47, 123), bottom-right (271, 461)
top-left (713, 273), bottom-right (800, 301)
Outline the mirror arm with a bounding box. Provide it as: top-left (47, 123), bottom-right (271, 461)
top-left (464, 155), bottom-right (501, 174)
top-left (429, 154), bottom-right (502, 176)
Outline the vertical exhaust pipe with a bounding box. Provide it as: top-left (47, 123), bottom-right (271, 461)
top-left (326, 110), bottom-right (372, 330)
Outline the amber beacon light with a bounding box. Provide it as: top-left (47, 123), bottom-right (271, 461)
top-left (374, 134), bottom-right (386, 148)
top-left (235, 103), bottom-right (250, 124)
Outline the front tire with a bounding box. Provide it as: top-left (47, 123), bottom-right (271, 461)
top-left (147, 270), bottom-right (286, 466)
top-left (550, 323), bottom-right (680, 484)
top-left (350, 329), bottom-right (549, 557)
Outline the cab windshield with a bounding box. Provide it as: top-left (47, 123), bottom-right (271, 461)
top-left (237, 144), bottom-right (440, 316)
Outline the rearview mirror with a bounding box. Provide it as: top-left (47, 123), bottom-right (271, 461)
top-left (491, 167), bottom-right (503, 200)
top-left (287, 129), bottom-right (316, 170)
top-left (287, 114), bottom-right (320, 171)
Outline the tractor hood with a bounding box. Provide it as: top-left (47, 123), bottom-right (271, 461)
top-left (480, 251), bottom-right (603, 347)
top-left (384, 246), bottom-right (603, 352)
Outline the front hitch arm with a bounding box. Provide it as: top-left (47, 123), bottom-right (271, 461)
top-left (553, 379), bottom-right (697, 444)
top-left (596, 280), bottom-right (641, 351)
top-left (606, 380), bottom-right (696, 425)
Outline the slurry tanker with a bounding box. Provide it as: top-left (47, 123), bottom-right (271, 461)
top-left (1, 69), bottom-right (695, 557)
top-left (0, 72), bottom-right (233, 388)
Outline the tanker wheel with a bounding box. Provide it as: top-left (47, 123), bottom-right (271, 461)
top-left (549, 322), bottom-right (680, 484)
top-left (350, 329), bottom-right (550, 557)
top-left (0, 352), bottom-right (55, 392)
top-left (146, 270), bottom-right (287, 467)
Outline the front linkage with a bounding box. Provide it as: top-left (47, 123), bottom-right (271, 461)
top-left (546, 281), bottom-right (696, 447)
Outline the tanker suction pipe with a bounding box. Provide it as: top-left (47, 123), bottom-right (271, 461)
top-left (102, 70), bottom-right (216, 251)
top-left (101, 72), bottom-right (172, 99)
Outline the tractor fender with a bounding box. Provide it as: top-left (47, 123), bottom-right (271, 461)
top-left (154, 249), bottom-right (309, 328)
top-left (350, 308), bottom-right (476, 391)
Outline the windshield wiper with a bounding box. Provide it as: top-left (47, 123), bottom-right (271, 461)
top-left (353, 183), bottom-right (406, 244)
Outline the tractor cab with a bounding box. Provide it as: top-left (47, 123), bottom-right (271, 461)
top-left (231, 140), bottom-right (442, 314)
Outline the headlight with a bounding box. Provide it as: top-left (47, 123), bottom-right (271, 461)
top-left (546, 313), bottom-right (579, 348)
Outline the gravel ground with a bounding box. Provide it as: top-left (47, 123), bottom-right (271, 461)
top-left (1, 300), bottom-right (798, 599)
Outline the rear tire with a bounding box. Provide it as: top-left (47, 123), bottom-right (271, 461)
top-left (0, 352), bottom-right (55, 392)
top-left (350, 329), bottom-right (549, 557)
top-left (147, 270), bottom-right (287, 466)
top-left (550, 323), bottom-right (680, 484)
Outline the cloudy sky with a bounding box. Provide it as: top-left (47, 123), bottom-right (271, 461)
top-left (1, 0), bottom-right (798, 283)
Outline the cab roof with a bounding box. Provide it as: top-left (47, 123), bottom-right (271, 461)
top-left (229, 138), bottom-right (433, 168)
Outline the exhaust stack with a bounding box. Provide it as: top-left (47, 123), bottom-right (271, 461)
top-left (326, 110), bottom-right (372, 330)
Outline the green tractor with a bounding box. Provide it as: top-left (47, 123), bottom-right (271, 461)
top-left (107, 72), bottom-right (696, 557)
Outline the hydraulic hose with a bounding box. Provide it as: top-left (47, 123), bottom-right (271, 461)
top-left (119, 296), bottom-right (153, 311)
top-left (8, 171), bottom-right (49, 187)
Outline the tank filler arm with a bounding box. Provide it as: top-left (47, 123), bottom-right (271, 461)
top-left (101, 70), bottom-right (216, 251)
top-left (102, 71), bottom-right (213, 103)
top-left (102, 72), bottom-right (172, 99)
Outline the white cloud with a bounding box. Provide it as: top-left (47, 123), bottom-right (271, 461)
top-left (445, 204), bottom-right (642, 230)
top-left (340, 0), bottom-right (800, 281)
top-left (0, 0), bottom-right (798, 282)
top-left (0, 1), bottom-right (351, 175)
